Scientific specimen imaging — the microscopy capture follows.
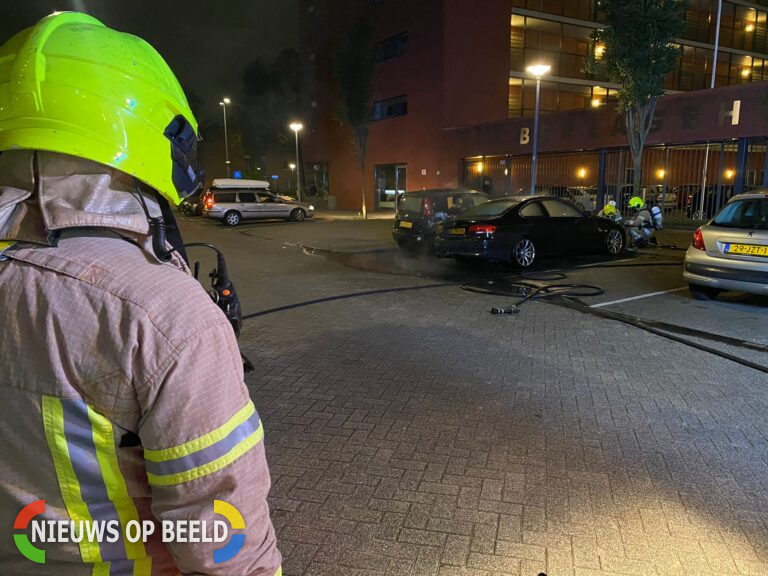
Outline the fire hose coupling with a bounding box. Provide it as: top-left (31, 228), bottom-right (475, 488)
top-left (491, 306), bottom-right (519, 315)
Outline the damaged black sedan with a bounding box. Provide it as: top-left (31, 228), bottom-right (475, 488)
top-left (435, 195), bottom-right (625, 267)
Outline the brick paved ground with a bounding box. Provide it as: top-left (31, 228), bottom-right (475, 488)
top-left (181, 218), bottom-right (768, 576)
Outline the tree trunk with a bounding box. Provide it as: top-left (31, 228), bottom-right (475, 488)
top-left (625, 97), bottom-right (657, 198)
top-left (357, 128), bottom-right (368, 219)
top-left (360, 164), bottom-right (367, 219)
top-left (632, 147), bottom-right (643, 199)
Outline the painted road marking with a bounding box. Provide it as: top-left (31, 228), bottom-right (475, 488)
top-left (575, 258), bottom-right (636, 268)
top-left (590, 286), bottom-right (689, 308)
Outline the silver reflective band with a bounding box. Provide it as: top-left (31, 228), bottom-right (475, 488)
top-left (144, 412), bottom-right (261, 477)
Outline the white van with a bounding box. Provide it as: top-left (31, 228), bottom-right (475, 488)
top-left (201, 179), bottom-right (314, 226)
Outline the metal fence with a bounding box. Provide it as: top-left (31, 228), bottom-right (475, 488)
top-left (463, 137), bottom-right (768, 225)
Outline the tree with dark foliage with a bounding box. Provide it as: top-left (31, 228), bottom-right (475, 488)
top-left (241, 49), bottom-right (303, 179)
top-left (334, 9), bottom-right (375, 218)
top-left (591, 0), bottom-right (686, 196)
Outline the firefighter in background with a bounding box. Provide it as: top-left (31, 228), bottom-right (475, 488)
top-left (598, 200), bottom-right (622, 222)
top-left (626, 196), bottom-right (658, 247)
top-left (0, 13), bottom-right (280, 575)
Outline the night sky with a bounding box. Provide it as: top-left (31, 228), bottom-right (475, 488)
top-left (0, 0), bottom-right (299, 122)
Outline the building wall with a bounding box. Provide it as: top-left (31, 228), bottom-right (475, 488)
top-left (302, 0), bottom-right (449, 210)
top-left (302, 0), bottom-right (768, 210)
top-left (366, 0), bottom-right (445, 203)
top-left (442, 0), bottom-right (510, 128)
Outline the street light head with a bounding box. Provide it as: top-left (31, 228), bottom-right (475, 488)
top-left (289, 122), bottom-right (304, 132)
top-left (526, 64), bottom-right (551, 78)
top-left (223, 97), bottom-right (231, 104)
top-left (289, 163), bottom-right (296, 170)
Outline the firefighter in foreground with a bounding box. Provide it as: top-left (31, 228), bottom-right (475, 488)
top-left (0, 13), bottom-right (280, 575)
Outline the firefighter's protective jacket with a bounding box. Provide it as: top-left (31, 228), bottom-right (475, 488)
top-left (0, 150), bottom-right (281, 575)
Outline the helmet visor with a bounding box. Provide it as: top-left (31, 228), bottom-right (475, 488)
top-left (164, 115), bottom-right (204, 200)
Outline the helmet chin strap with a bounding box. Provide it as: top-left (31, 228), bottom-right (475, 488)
top-left (132, 180), bottom-right (175, 263)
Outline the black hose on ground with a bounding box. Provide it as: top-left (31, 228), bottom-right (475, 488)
top-left (241, 282), bottom-right (453, 319)
top-left (461, 270), bottom-right (768, 374)
top-left (557, 298), bottom-right (768, 374)
top-left (461, 272), bottom-right (604, 314)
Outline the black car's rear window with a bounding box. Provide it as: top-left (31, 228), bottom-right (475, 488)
top-left (458, 199), bottom-right (520, 219)
top-left (712, 197), bottom-right (768, 229)
top-left (399, 195), bottom-right (423, 213)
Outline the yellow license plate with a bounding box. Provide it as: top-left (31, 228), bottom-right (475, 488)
top-left (724, 243), bottom-right (768, 256)
top-left (399, 221), bottom-right (413, 229)
top-left (448, 228), bottom-right (466, 235)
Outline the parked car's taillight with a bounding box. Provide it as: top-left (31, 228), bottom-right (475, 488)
top-left (692, 227), bottom-right (705, 251)
top-left (468, 224), bottom-right (496, 235)
top-left (423, 197), bottom-right (433, 217)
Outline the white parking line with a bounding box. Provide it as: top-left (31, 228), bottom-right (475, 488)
top-left (590, 287), bottom-right (689, 308)
top-left (575, 258), bottom-right (636, 268)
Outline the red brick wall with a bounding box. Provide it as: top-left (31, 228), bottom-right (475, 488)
top-left (442, 0), bottom-right (510, 129)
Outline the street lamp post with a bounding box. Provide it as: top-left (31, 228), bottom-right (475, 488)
top-left (698, 0), bottom-right (723, 220)
top-left (219, 97), bottom-right (231, 178)
top-left (526, 65), bottom-right (550, 195)
top-left (289, 122), bottom-right (303, 202)
top-left (289, 162), bottom-right (296, 192)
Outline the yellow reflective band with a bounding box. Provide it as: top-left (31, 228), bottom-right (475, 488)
top-left (147, 422), bottom-right (263, 486)
top-left (274, 566), bottom-right (283, 576)
top-left (144, 401), bottom-right (255, 463)
top-left (42, 396), bottom-right (102, 564)
top-left (89, 557), bottom-right (152, 576)
top-left (0, 240), bottom-right (15, 257)
top-left (87, 407), bottom-right (148, 563)
top-left (132, 556), bottom-right (152, 576)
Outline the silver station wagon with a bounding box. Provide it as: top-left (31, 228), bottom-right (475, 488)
top-left (202, 179), bottom-right (315, 226)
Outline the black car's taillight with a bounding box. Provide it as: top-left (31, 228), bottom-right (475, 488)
top-left (423, 197), bottom-right (433, 217)
top-left (468, 224), bottom-right (496, 236)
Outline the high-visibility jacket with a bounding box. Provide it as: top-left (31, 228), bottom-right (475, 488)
top-left (0, 150), bottom-right (281, 575)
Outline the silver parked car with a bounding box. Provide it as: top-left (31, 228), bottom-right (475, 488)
top-left (683, 191), bottom-right (768, 299)
top-left (202, 179), bottom-right (315, 226)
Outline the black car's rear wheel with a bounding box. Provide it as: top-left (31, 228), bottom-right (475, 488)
top-left (512, 237), bottom-right (536, 267)
top-left (605, 228), bottom-right (625, 255)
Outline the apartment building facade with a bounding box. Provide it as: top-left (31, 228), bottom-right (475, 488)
top-left (300, 0), bottom-right (768, 212)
